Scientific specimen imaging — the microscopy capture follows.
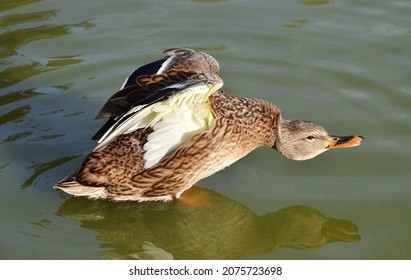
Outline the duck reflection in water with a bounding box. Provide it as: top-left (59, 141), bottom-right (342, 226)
top-left (57, 185), bottom-right (360, 260)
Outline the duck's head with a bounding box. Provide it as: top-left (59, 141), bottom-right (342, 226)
top-left (273, 119), bottom-right (363, 161)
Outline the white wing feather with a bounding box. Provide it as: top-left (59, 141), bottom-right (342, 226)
top-left (143, 102), bottom-right (213, 168)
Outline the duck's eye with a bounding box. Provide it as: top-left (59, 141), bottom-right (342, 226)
top-left (306, 135), bottom-right (315, 140)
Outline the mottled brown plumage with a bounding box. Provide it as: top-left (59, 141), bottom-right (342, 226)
top-left (55, 48), bottom-right (363, 201)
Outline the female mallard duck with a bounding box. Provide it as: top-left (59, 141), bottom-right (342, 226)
top-left (55, 48), bottom-right (363, 201)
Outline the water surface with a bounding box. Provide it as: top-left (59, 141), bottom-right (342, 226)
top-left (1, 0), bottom-right (410, 259)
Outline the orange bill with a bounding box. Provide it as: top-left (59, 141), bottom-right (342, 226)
top-left (328, 135), bottom-right (364, 149)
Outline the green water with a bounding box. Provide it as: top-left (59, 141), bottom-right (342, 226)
top-left (1, 0), bottom-right (410, 259)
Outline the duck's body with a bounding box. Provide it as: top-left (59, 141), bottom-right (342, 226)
top-left (55, 48), bottom-right (363, 201)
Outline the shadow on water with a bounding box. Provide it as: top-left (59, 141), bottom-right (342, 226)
top-left (56, 185), bottom-right (360, 260)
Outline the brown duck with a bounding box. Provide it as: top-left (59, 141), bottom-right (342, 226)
top-left (55, 48), bottom-right (363, 201)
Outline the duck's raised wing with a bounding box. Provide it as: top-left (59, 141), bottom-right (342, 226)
top-left (92, 48), bottom-right (221, 141)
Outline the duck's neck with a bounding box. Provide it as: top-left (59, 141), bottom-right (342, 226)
top-left (272, 119), bottom-right (296, 159)
top-left (273, 118), bottom-right (285, 145)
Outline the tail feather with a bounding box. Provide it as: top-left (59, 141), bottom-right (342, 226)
top-left (54, 178), bottom-right (106, 199)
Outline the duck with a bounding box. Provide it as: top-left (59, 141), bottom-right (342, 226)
top-left (54, 48), bottom-right (363, 202)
